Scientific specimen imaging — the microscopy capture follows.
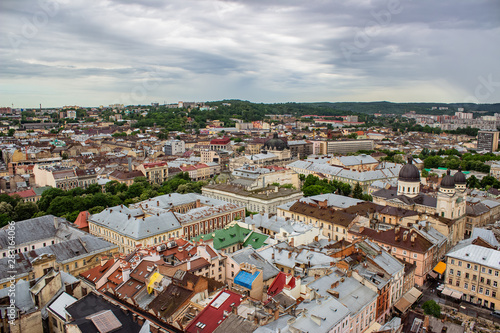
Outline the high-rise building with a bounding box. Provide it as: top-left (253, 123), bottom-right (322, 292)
top-left (477, 130), bottom-right (499, 152)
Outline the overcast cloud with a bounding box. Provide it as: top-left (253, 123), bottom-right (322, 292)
top-left (1, 0), bottom-right (499, 107)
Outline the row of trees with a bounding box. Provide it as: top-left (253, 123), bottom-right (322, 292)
top-left (0, 173), bottom-right (207, 227)
top-left (299, 174), bottom-right (372, 201)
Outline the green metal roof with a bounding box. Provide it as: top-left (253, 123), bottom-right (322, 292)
top-left (33, 186), bottom-right (52, 196)
top-left (243, 232), bottom-right (269, 249)
top-left (192, 224), bottom-right (268, 250)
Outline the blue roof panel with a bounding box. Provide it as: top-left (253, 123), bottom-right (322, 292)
top-left (234, 270), bottom-right (259, 289)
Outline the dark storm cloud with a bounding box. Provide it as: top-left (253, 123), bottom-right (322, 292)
top-left (1, 0), bottom-right (499, 107)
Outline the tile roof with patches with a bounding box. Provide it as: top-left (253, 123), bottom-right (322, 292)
top-left (351, 226), bottom-right (434, 254)
top-left (379, 205), bottom-right (419, 218)
top-left (288, 201), bottom-right (358, 228)
top-left (147, 283), bottom-right (193, 320)
top-left (109, 169), bottom-right (145, 180)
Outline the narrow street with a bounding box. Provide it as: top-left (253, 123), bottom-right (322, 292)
top-left (416, 280), bottom-right (500, 325)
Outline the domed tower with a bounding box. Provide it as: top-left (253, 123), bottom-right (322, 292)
top-left (262, 133), bottom-right (288, 151)
top-left (261, 133), bottom-right (291, 161)
top-left (437, 169), bottom-right (466, 220)
top-left (440, 169), bottom-right (456, 195)
top-left (454, 166), bottom-right (467, 192)
top-left (397, 157), bottom-right (421, 198)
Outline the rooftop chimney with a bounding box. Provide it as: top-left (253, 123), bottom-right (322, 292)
top-left (128, 157), bottom-right (132, 172)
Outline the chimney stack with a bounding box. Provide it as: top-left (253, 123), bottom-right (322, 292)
top-left (411, 233), bottom-right (416, 243)
top-left (54, 216), bottom-right (59, 229)
top-left (128, 157), bottom-right (132, 172)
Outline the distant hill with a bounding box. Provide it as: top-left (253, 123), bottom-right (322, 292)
top-left (207, 100), bottom-right (500, 116)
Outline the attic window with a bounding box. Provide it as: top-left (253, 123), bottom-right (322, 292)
top-left (195, 322), bottom-right (206, 329)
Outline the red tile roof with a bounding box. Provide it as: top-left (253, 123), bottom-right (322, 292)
top-left (74, 211), bottom-right (90, 229)
top-left (80, 259), bottom-right (116, 285)
top-left (115, 278), bottom-right (145, 299)
top-left (354, 226), bottom-right (433, 253)
top-left (185, 290), bottom-right (243, 333)
top-left (8, 189), bottom-right (36, 198)
top-left (129, 260), bottom-right (157, 283)
top-left (210, 137), bottom-right (231, 145)
top-left (267, 272), bottom-right (286, 297)
top-left (142, 162), bottom-right (169, 168)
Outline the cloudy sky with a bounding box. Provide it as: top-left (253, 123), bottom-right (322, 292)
top-left (1, 0), bottom-right (499, 108)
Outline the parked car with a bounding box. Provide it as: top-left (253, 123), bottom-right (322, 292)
top-left (491, 310), bottom-right (500, 318)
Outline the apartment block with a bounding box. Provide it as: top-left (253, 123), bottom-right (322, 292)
top-left (444, 244), bottom-right (500, 310)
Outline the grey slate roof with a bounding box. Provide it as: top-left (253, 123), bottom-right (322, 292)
top-left (447, 244), bottom-right (500, 270)
top-left (471, 228), bottom-right (500, 247)
top-left (338, 155), bottom-right (378, 166)
top-left (0, 215), bottom-right (82, 249)
top-left (0, 254), bottom-right (31, 282)
top-left (372, 189), bottom-right (438, 208)
top-left (253, 314), bottom-right (293, 333)
top-left (242, 213), bottom-right (313, 236)
top-left (130, 193), bottom-right (228, 210)
top-left (25, 235), bottom-right (117, 263)
top-left (299, 193), bottom-right (364, 209)
top-left (293, 297), bottom-right (350, 333)
top-left (307, 273), bottom-right (377, 316)
top-left (231, 247), bottom-right (279, 281)
top-left (0, 279), bottom-right (36, 317)
top-left (288, 160), bottom-right (402, 183)
top-left (90, 206), bottom-right (182, 240)
top-left (366, 241), bottom-right (404, 276)
top-left (259, 246), bottom-right (336, 270)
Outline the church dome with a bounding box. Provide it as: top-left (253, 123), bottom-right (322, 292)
top-left (454, 167), bottom-right (466, 184)
top-left (441, 169), bottom-right (456, 188)
top-left (263, 133), bottom-right (288, 151)
top-left (398, 157), bottom-right (420, 182)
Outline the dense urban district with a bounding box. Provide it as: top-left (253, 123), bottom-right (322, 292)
top-left (3, 100), bottom-right (500, 333)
